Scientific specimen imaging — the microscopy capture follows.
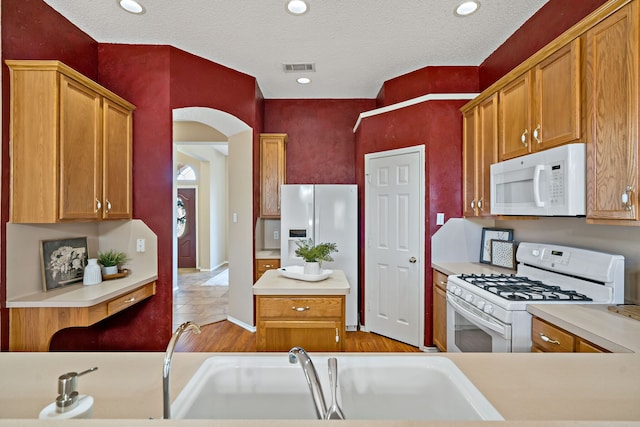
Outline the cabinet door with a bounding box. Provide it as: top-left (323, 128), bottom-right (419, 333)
top-left (432, 269), bottom-right (448, 351)
top-left (585, 2), bottom-right (639, 221)
top-left (499, 72), bottom-right (532, 160)
top-left (102, 98), bottom-right (133, 219)
top-left (534, 39), bottom-right (581, 150)
top-left (477, 94), bottom-right (498, 215)
top-left (462, 108), bottom-right (478, 217)
top-left (576, 339), bottom-right (608, 353)
top-left (531, 317), bottom-right (575, 352)
top-left (58, 75), bottom-right (102, 220)
top-left (258, 320), bottom-right (342, 352)
top-left (260, 134), bottom-right (287, 218)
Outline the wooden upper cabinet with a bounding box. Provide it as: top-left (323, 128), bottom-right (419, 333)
top-left (499, 71), bottom-right (532, 160)
top-left (7, 60), bottom-right (135, 223)
top-left (260, 133), bottom-right (287, 218)
top-left (499, 39), bottom-right (581, 161)
top-left (534, 39), bottom-right (582, 150)
top-left (102, 99), bottom-right (133, 220)
top-left (58, 75), bottom-right (103, 221)
top-left (463, 94), bottom-right (497, 217)
top-left (585, 2), bottom-right (640, 222)
top-left (462, 108), bottom-right (478, 217)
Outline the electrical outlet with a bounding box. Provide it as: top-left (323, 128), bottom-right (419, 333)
top-left (274, 231), bottom-right (279, 240)
top-left (136, 238), bottom-right (145, 253)
top-left (436, 213), bottom-right (445, 225)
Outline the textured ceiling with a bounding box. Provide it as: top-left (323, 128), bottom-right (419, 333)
top-left (44, 0), bottom-right (548, 99)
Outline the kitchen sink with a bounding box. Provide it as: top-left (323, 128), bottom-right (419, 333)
top-left (171, 354), bottom-right (503, 420)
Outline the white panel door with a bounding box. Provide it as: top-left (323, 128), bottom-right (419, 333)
top-left (365, 146), bottom-right (424, 347)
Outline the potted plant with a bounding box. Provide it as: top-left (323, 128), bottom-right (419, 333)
top-left (294, 239), bottom-right (338, 274)
top-left (97, 249), bottom-right (129, 276)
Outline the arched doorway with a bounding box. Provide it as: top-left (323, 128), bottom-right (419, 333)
top-left (172, 107), bottom-right (255, 330)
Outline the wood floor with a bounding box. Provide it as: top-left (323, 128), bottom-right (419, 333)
top-left (176, 320), bottom-right (422, 353)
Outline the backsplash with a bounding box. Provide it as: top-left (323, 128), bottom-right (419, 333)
top-left (496, 217), bottom-right (640, 304)
top-left (263, 219), bottom-right (280, 250)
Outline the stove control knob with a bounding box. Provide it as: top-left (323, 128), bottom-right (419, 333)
top-left (532, 249), bottom-right (541, 257)
top-left (465, 294), bottom-right (473, 303)
top-left (483, 304), bottom-right (494, 314)
top-left (454, 288), bottom-right (462, 296)
top-left (476, 301), bottom-right (485, 310)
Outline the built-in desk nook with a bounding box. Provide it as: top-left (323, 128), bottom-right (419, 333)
top-left (253, 268), bottom-right (350, 352)
top-left (7, 276), bottom-right (157, 351)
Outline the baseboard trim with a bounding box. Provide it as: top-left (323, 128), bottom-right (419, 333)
top-left (227, 315), bottom-right (256, 333)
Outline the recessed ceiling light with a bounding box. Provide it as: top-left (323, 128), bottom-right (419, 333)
top-left (455, 1), bottom-right (480, 17)
top-left (119, 0), bottom-right (145, 14)
top-left (286, 0), bottom-right (309, 16)
top-left (297, 77), bottom-right (311, 85)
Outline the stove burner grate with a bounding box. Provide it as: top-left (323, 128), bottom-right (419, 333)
top-left (458, 273), bottom-right (592, 302)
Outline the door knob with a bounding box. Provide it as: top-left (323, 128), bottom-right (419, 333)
top-left (409, 257), bottom-right (417, 263)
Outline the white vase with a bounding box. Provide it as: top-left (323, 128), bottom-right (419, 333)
top-left (303, 261), bottom-right (321, 275)
top-left (101, 265), bottom-right (118, 276)
top-left (83, 259), bottom-right (102, 285)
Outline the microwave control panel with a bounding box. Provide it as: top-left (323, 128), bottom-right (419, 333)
top-left (548, 162), bottom-right (565, 205)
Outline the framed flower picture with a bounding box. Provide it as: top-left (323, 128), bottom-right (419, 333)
top-left (40, 237), bottom-right (88, 291)
top-left (479, 228), bottom-right (514, 264)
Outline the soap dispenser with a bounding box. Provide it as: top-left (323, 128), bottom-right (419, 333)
top-left (39, 367), bottom-right (98, 419)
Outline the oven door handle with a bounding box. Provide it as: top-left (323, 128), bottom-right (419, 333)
top-left (447, 294), bottom-right (511, 338)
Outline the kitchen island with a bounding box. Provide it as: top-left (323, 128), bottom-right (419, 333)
top-left (0, 351), bottom-right (638, 425)
top-left (253, 269), bottom-right (349, 351)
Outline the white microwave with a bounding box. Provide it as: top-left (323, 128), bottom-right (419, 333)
top-left (490, 143), bottom-right (586, 216)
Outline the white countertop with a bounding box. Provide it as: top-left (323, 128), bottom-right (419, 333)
top-left (527, 304), bottom-right (640, 353)
top-left (432, 261), bottom-right (516, 276)
top-left (253, 269), bottom-right (350, 295)
top-left (255, 250), bottom-right (280, 259)
top-left (6, 273), bottom-right (158, 308)
top-left (1, 352), bottom-right (639, 424)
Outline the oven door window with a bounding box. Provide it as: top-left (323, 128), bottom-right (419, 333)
top-left (447, 295), bottom-right (512, 352)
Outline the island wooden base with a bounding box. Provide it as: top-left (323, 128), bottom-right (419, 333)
top-left (256, 294), bottom-right (345, 352)
top-left (9, 281), bottom-right (156, 351)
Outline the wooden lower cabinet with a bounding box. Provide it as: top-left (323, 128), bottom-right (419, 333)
top-left (256, 295), bottom-right (345, 352)
top-left (531, 316), bottom-right (609, 353)
top-left (255, 258), bottom-right (280, 281)
top-left (432, 269), bottom-right (448, 352)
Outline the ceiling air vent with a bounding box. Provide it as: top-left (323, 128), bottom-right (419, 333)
top-left (282, 63), bottom-right (316, 73)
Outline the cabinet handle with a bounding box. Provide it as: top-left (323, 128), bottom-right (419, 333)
top-left (335, 328), bottom-right (340, 343)
top-left (622, 186), bottom-right (633, 211)
top-left (124, 297), bottom-right (136, 303)
top-left (439, 281), bottom-right (447, 286)
top-left (105, 199), bottom-right (112, 213)
top-left (292, 306), bottom-right (310, 312)
top-left (533, 124), bottom-right (542, 144)
top-left (95, 199), bottom-right (102, 212)
top-left (477, 199), bottom-right (483, 210)
top-left (539, 333), bottom-right (560, 345)
top-left (264, 264), bottom-right (273, 268)
top-left (520, 129), bottom-right (529, 147)
top-left (470, 200), bottom-right (475, 209)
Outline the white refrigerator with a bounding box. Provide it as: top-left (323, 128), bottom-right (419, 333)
top-left (280, 184), bottom-right (358, 329)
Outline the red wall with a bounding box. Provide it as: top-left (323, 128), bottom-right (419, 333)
top-left (264, 99), bottom-right (376, 184)
top-left (479, 0), bottom-right (608, 89)
top-left (1, 0), bottom-right (99, 351)
top-left (355, 100), bottom-right (465, 346)
top-left (378, 67), bottom-right (479, 107)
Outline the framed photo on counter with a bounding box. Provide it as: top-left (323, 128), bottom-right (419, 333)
top-left (40, 237), bottom-right (88, 291)
top-left (479, 228), bottom-right (514, 264)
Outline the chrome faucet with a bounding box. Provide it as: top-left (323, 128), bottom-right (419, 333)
top-left (163, 321), bottom-right (201, 419)
top-left (288, 347), bottom-right (327, 420)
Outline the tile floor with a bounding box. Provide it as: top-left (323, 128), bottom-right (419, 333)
top-left (173, 265), bottom-right (229, 331)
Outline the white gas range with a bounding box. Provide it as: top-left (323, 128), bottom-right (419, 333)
top-left (446, 242), bottom-right (625, 352)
